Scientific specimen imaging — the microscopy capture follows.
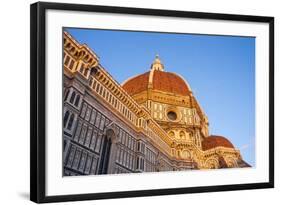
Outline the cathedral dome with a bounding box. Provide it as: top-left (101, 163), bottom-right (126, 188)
top-left (202, 135), bottom-right (234, 151)
top-left (122, 56), bottom-right (191, 96)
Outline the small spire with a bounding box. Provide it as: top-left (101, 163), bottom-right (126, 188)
top-left (151, 54), bottom-right (164, 71)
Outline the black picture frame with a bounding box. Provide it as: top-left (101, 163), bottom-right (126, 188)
top-left (30, 1), bottom-right (274, 203)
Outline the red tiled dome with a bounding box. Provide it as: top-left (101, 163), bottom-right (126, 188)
top-left (122, 72), bottom-right (150, 96)
top-left (202, 135), bottom-right (234, 151)
top-left (122, 70), bottom-right (191, 96)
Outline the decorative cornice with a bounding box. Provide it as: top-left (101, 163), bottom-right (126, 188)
top-left (64, 31), bottom-right (99, 68)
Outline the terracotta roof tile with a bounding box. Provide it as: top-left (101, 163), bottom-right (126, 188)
top-left (122, 72), bottom-right (149, 95)
top-left (153, 70), bottom-right (190, 95)
top-left (202, 135), bottom-right (234, 151)
top-left (122, 70), bottom-right (190, 96)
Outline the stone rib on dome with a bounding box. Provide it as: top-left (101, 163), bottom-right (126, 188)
top-left (202, 135), bottom-right (234, 151)
top-left (122, 70), bottom-right (191, 96)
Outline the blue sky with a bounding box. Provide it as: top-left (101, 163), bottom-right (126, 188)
top-left (65, 28), bottom-right (255, 167)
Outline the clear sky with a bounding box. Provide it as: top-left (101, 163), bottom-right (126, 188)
top-left (65, 27), bottom-right (255, 167)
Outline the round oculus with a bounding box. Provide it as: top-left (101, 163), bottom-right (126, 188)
top-left (167, 111), bottom-right (177, 121)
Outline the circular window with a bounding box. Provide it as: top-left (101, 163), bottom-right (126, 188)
top-left (167, 111), bottom-right (177, 121)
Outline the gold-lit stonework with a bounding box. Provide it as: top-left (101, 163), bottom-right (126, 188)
top-left (63, 31), bottom-right (250, 176)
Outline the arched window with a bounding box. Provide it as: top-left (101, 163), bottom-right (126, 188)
top-left (69, 60), bottom-right (74, 70)
top-left (177, 150), bottom-right (181, 158)
top-left (182, 150), bottom-right (191, 159)
top-left (180, 131), bottom-right (185, 140)
top-left (64, 89), bottom-right (70, 101)
top-left (79, 64), bottom-right (84, 73)
top-left (69, 91), bottom-right (76, 103)
top-left (63, 111), bottom-right (70, 127)
top-left (83, 68), bottom-right (88, 76)
top-left (74, 95), bottom-right (80, 107)
top-left (67, 114), bottom-right (74, 130)
top-left (64, 55), bottom-right (70, 65)
top-left (98, 137), bottom-right (112, 174)
top-left (168, 131), bottom-right (175, 138)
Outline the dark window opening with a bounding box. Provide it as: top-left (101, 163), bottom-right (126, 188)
top-left (67, 114), bottom-right (74, 130)
top-left (64, 89), bottom-right (70, 101)
top-left (70, 92), bottom-right (76, 104)
top-left (167, 111), bottom-right (177, 121)
top-left (74, 95), bottom-right (80, 107)
top-left (98, 137), bottom-right (112, 174)
top-left (64, 111), bottom-right (70, 127)
top-left (64, 55), bottom-right (70, 65)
